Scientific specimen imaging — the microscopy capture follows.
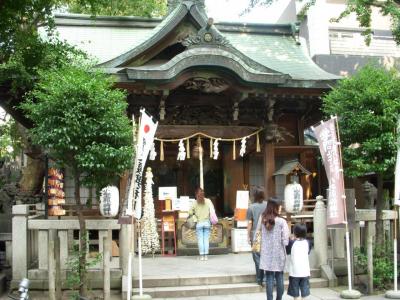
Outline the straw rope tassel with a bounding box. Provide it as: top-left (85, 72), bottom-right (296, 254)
top-left (256, 132), bottom-right (261, 152)
top-left (210, 138), bottom-right (213, 158)
top-left (186, 139), bottom-right (190, 159)
top-left (233, 140), bottom-right (236, 160)
top-left (160, 141), bottom-right (164, 161)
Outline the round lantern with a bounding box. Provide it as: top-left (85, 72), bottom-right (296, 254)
top-left (99, 186), bottom-right (119, 217)
top-left (284, 182), bottom-right (303, 214)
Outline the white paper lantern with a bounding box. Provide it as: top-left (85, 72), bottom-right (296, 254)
top-left (284, 182), bottom-right (303, 214)
top-left (99, 186), bottom-right (119, 217)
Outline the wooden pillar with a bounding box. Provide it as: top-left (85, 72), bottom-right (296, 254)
top-left (263, 143), bottom-right (275, 199)
top-left (299, 152), bottom-right (308, 199)
top-left (223, 144), bottom-right (245, 214)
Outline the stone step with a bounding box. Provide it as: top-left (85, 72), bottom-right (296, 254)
top-left (136, 278), bottom-right (329, 298)
top-left (133, 269), bottom-right (321, 288)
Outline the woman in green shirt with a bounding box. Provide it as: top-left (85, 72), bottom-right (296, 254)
top-left (189, 187), bottom-right (214, 261)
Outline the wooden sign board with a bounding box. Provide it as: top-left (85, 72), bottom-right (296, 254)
top-left (162, 215), bottom-right (175, 232)
top-left (236, 191), bottom-right (249, 209)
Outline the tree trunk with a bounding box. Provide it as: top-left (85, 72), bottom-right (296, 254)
top-left (17, 123), bottom-right (45, 195)
top-left (375, 173), bottom-right (384, 247)
top-left (74, 168), bottom-right (88, 297)
top-left (18, 155), bottom-right (44, 193)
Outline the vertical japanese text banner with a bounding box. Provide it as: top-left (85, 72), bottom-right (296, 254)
top-left (395, 118), bottom-right (400, 206)
top-left (131, 109), bottom-right (158, 219)
top-left (313, 119), bottom-right (346, 226)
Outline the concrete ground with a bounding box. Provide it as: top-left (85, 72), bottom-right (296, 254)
top-left (0, 288), bottom-right (389, 300)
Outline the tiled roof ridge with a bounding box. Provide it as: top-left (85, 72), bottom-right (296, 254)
top-left (53, 13), bottom-right (296, 35)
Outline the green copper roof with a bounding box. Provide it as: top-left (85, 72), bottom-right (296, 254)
top-left (225, 32), bottom-right (339, 81)
top-left (54, 8), bottom-right (340, 86)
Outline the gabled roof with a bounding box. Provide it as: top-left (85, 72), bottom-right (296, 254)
top-left (98, 2), bottom-right (203, 68)
top-left (273, 160), bottom-right (311, 176)
top-left (53, 1), bottom-right (340, 87)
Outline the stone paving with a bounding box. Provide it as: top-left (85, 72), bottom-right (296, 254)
top-left (0, 253), bottom-right (390, 299)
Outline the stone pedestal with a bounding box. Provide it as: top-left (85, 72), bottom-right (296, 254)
top-left (386, 291), bottom-right (400, 299)
top-left (132, 295), bottom-right (152, 300)
top-left (313, 196), bottom-right (328, 266)
top-left (120, 224), bottom-right (133, 293)
top-left (12, 205), bottom-right (29, 281)
top-left (333, 228), bottom-right (345, 258)
top-left (38, 230), bottom-right (48, 269)
top-left (340, 289), bottom-right (361, 299)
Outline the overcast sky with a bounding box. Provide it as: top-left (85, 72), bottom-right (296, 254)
top-left (205, 0), bottom-right (290, 23)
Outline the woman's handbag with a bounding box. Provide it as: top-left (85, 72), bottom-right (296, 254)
top-left (210, 207), bottom-right (218, 225)
top-left (251, 215), bottom-right (263, 252)
top-left (185, 215), bottom-right (197, 229)
top-left (252, 230), bottom-right (261, 252)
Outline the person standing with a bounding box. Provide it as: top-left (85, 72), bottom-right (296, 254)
top-left (260, 198), bottom-right (290, 300)
top-left (286, 223), bottom-right (312, 300)
top-left (247, 187), bottom-right (267, 286)
top-left (189, 187), bottom-right (214, 261)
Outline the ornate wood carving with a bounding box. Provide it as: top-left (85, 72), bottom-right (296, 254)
top-left (164, 105), bottom-right (231, 125)
top-left (183, 77), bottom-right (229, 93)
top-left (182, 32), bottom-right (231, 47)
top-left (181, 18), bottom-right (231, 48)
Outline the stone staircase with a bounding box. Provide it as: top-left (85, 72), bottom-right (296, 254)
top-left (133, 269), bottom-right (328, 298)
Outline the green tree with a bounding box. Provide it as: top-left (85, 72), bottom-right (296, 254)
top-left (322, 64), bottom-right (400, 246)
top-left (67, 0), bottom-right (167, 17)
top-left (0, 0), bottom-right (162, 197)
top-left (21, 59), bottom-right (133, 296)
top-left (245, 0), bottom-right (400, 45)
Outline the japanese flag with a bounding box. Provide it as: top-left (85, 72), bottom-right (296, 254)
top-left (127, 109), bottom-right (158, 219)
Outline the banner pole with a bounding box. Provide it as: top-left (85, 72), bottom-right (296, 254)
top-left (198, 137), bottom-right (204, 189)
top-left (394, 120), bottom-right (400, 293)
top-left (130, 110), bottom-right (157, 300)
top-left (334, 116), bottom-right (361, 299)
top-left (138, 222), bottom-right (143, 296)
top-left (385, 117), bottom-right (400, 299)
top-left (128, 113), bottom-right (141, 299)
top-left (395, 210), bottom-right (398, 292)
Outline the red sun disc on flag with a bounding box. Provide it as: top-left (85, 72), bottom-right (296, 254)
top-left (144, 124), bottom-right (150, 133)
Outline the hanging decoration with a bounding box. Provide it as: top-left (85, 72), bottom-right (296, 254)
top-left (239, 137), bottom-right (247, 157)
top-left (177, 139), bottom-right (186, 161)
top-left (149, 142), bottom-right (157, 161)
top-left (100, 186), bottom-right (119, 217)
top-left (154, 127), bottom-right (264, 161)
top-left (284, 180), bottom-right (303, 214)
top-left (140, 167), bottom-right (160, 255)
top-left (209, 138), bottom-right (213, 158)
top-left (233, 140), bottom-right (236, 160)
top-left (186, 139), bottom-right (190, 159)
top-left (213, 138), bottom-right (220, 160)
top-left (160, 141), bottom-right (164, 161)
top-left (47, 168), bottom-right (66, 216)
